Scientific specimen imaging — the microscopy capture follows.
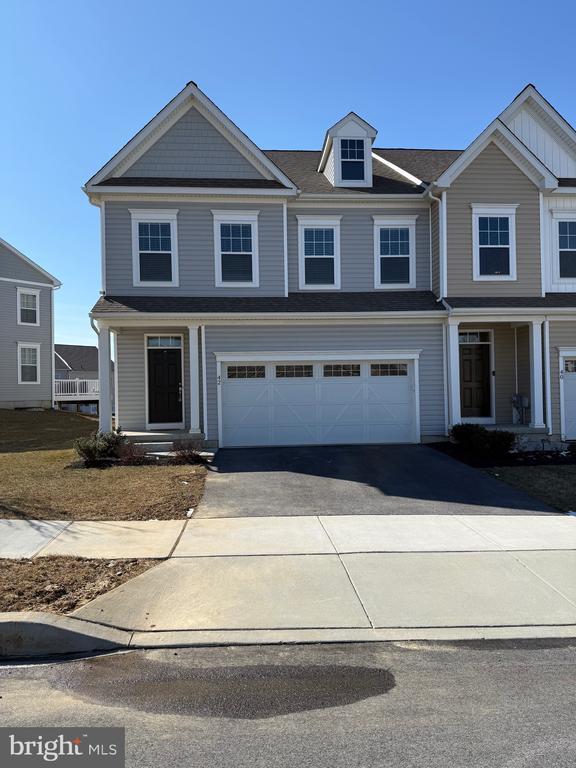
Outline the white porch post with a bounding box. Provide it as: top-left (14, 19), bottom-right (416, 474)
top-left (529, 320), bottom-right (545, 428)
top-left (188, 324), bottom-right (201, 434)
top-left (447, 320), bottom-right (461, 426)
top-left (98, 323), bottom-right (112, 432)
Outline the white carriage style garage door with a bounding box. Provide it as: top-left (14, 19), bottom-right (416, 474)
top-left (217, 354), bottom-right (420, 447)
top-left (561, 354), bottom-right (576, 440)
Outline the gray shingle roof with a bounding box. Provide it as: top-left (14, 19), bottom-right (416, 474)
top-left (446, 295), bottom-right (576, 309)
top-left (55, 344), bottom-right (99, 371)
top-left (372, 149), bottom-right (464, 184)
top-left (92, 292), bottom-right (444, 315)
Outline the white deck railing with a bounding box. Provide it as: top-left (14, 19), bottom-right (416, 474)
top-left (54, 379), bottom-right (100, 399)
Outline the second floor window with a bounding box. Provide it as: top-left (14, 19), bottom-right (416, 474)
top-left (17, 288), bottom-right (39, 325)
top-left (297, 216), bottom-right (341, 290)
top-left (472, 205), bottom-right (517, 281)
top-left (212, 211), bottom-right (259, 287)
top-left (558, 220), bottom-right (576, 279)
top-left (130, 209), bottom-right (179, 287)
top-left (340, 139), bottom-right (365, 181)
top-left (373, 216), bottom-right (417, 289)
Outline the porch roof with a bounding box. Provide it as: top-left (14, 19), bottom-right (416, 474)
top-left (445, 294), bottom-right (576, 309)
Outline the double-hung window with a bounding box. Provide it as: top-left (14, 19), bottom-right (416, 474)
top-left (472, 204), bottom-right (517, 281)
top-left (18, 343), bottom-right (40, 384)
top-left (297, 216), bottom-right (341, 289)
top-left (558, 219), bottom-right (576, 279)
top-left (17, 287), bottom-right (40, 325)
top-left (373, 216), bottom-right (417, 289)
top-left (130, 209), bottom-right (179, 287)
top-left (212, 211), bottom-right (259, 287)
top-left (340, 139), bottom-right (365, 181)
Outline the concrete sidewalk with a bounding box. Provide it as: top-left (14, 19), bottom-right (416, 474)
top-left (1, 514), bottom-right (576, 559)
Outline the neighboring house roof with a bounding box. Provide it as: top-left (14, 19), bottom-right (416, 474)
top-left (445, 295), bottom-right (576, 309)
top-left (92, 292), bottom-right (444, 315)
top-left (55, 344), bottom-right (99, 372)
top-left (0, 236), bottom-right (61, 286)
top-left (263, 150), bottom-right (426, 195)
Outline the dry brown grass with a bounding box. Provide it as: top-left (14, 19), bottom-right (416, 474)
top-left (487, 465), bottom-right (576, 513)
top-left (0, 557), bottom-right (157, 613)
top-left (0, 409), bottom-right (206, 520)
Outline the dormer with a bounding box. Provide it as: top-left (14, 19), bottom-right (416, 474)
top-left (317, 112), bottom-right (377, 188)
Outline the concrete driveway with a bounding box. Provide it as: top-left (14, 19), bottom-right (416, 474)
top-left (197, 445), bottom-right (556, 518)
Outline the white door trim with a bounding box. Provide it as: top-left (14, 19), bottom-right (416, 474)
top-left (144, 333), bottom-right (185, 430)
top-left (558, 346), bottom-right (576, 439)
top-left (458, 329), bottom-right (496, 425)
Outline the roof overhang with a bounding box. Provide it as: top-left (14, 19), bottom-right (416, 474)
top-left (91, 310), bottom-right (446, 324)
top-left (499, 84), bottom-right (576, 154)
top-left (0, 237), bottom-right (61, 287)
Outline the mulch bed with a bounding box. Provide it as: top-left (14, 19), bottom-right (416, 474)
top-left (0, 557), bottom-right (157, 613)
top-left (431, 440), bottom-right (576, 469)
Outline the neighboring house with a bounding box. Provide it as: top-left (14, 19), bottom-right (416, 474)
top-left (85, 82), bottom-right (576, 447)
top-left (0, 238), bottom-right (60, 409)
top-left (54, 344), bottom-right (105, 415)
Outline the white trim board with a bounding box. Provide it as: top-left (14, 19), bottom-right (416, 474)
top-left (558, 346), bottom-right (576, 440)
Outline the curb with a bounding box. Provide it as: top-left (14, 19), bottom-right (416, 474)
top-left (0, 612), bottom-right (130, 659)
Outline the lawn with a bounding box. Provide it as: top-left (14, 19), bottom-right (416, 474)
top-left (486, 466), bottom-right (576, 513)
top-left (0, 409), bottom-right (206, 520)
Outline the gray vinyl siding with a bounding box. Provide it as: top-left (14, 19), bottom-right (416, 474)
top-left (0, 281), bottom-right (53, 407)
top-left (122, 106), bottom-right (265, 179)
top-left (431, 201), bottom-right (440, 296)
top-left (446, 142), bottom-right (541, 297)
top-left (204, 323), bottom-right (446, 442)
top-left (0, 241), bottom-right (51, 283)
top-left (115, 327), bottom-right (204, 431)
top-left (105, 201), bottom-right (285, 296)
top-left (287, 207), bottom-right (430, 292)
top-left (549, 321), bottom-right (576, 435)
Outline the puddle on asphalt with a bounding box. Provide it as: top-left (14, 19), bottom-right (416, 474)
top-left (50, 653), bottom-right (395, 719)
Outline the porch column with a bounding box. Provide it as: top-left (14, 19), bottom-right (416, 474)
top-left (188, 324), bottom-right (201, 434)
top-left (447, 319), bottom-right (461, 426)
top-left (529, 320), bottom-right (545, 428)
top-left (97, 323), bottom-right (112, 432)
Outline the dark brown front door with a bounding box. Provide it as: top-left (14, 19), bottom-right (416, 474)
top-left (460, 344), bottom-right (491, 418)
top-left (148, 348), bottom-right (182, 425)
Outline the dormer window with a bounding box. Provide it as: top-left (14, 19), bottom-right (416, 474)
top-left (340, 139), bottom-right (365, 181)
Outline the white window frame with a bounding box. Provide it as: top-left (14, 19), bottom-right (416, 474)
top-left (372, 216), bottom-right (418, 290)
top-left (551, 211), bottom-right (576, 285)
top-left (17, 342), bottom-right (41, 385)
top-left (144, 333), bottom-right (185, 430)
top-left (472, 204), bottom-right (518, 282)
top-left (130, 209), bottom-right (179, 288)
top-left (297, 215), bottom-right (342, 290)
top-left (334, 138), bottom-right (372, 188)
top-left (212, 210), bottom-right (260, 288)
top-left (17, 287), bottom-right (40, 326)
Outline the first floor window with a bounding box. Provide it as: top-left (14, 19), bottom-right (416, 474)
top-left (373, 216), bottom-right (417, 288)
top-left (472, 205), bottom-right (517, 280)
top-left (17, 288), bottom-right (39, 325)
top-left (558, 221), bottom-right (576, 279)
top-left (130, 209), bottom-right (179, 286)
top-left (212, 211), bottom-right (259, 286)
top-left (19, 344), bottom-right (40, 383)
top-left (297, 217), bottom-right (341, 289)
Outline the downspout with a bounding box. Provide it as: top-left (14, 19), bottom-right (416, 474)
top-left (90, 317), bottom-right (100, 336)
top-left (51, 285), bottom-right (60, 409)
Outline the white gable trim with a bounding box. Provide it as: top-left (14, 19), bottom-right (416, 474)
top-left (0, 237), bottom-right (61, 286)
top-left (434, 119), bottom-right (558, 190)
top-left (499, 85), bottom-right (576, 154)
top-left (85, 82), bottom-right (297, 191)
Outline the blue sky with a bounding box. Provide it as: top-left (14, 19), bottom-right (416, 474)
top-left (2, 0), bottom-right (576, 345)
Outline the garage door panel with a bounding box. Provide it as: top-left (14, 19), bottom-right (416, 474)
top-left (220, 358), bottom-right (417, 447)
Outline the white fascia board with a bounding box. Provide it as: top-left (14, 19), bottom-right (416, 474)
top-left (215, 349), bottom-right (423, 362)
top-left (371, 153), bottom-right (423, 186)
top-left (296, 192), bottom-right (428, 202)
top-left (86, 82), bottom-right (297, 191)
top-left (86, 185), bottom-right (297, 197)
top-left (499, 85), bottom-right (576, 151)
top-left (434, 119), bottom-right (557, 190)
top-left (447, 307), bottom-right (576, 318)
top-left (0, 237), bottom-right (61, 286)
top-left (90, 310), bottom-right (447, 323)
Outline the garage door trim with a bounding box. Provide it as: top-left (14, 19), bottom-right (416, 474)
top-left (559, 346), bottom-right (576, 439)
top-left (215, 349), bottom-right (422, 447)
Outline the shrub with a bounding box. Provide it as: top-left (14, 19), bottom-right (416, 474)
top-left (172, 438), bottom-right (205, 464)
top-left (450, 423), bottom-right (515, 457)
top-left (74, 428), bottom-right (129, 464)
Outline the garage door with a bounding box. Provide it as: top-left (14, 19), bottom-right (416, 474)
top-left (562, 358), bottom-right (576, 439)
top-left (219, 359), bottom-right (418, 447)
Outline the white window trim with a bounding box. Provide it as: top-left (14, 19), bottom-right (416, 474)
top-left (212, 210), bottom-right (260, 288)
top-left (551, 211), bottom-right (576, 285)
top-left (471, 204), bottom-right (518, 282)
top-left (334, 138), bottom-right (372, 188)
top-left (17, 287), bottom-right (40, 326)
top-left (17, 342), bottom-right (41, 385)
top-left (372, 216), bottom-right (418, 290)
top-left (130, 209), bottom-right (179, 288)
top-left (297, 215), bottom-right (342, 290)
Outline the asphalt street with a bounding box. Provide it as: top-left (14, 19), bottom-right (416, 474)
top-left (1, 641), bottom-right (575, 767)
